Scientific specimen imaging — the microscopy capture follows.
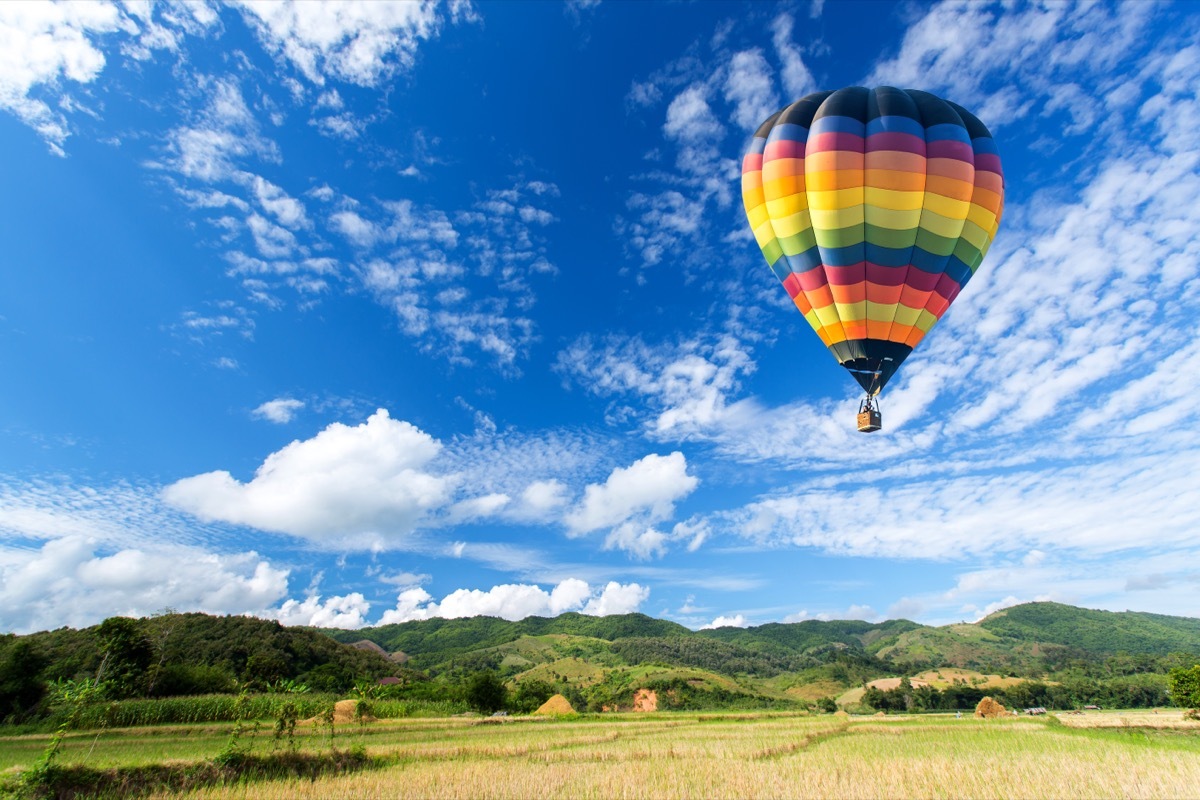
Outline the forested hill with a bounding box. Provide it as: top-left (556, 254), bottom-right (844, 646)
top-left (332, 602), bottom-right (1200, 675)
top-left (6, 602), bottom-right (1200, 699)
top-left (979, 603), bottom-right (1200, 655)
top-left (324, 613), bottom-right (691, 663)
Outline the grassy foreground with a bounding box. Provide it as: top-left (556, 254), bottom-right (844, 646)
top-left (2, 710), bottom-right (1199, 799)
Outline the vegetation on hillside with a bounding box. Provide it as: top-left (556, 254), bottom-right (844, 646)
top-left (2, 602), bottom-right (1199, 728)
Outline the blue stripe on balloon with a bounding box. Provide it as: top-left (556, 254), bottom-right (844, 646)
top-left (866, 115), bottom-right (925, 138)
top-left (924, 122), bottom-right (972, 143)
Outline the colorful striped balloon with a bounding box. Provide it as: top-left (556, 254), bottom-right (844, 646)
top-left (742, 87), bottom-right (1004, 396)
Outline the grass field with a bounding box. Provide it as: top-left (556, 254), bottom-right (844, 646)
top-left (2, 710), bottom-right (1198, 799)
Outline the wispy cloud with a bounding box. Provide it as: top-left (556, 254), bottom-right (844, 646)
top-left (252, 398), bottom-right (305, 424)
top-left (0, 1), bottom-right (128, 154)
top-left (230, 0), bottom-right (451, 87)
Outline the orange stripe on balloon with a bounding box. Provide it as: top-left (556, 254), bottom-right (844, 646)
top-left (924, 174), bottom-right (974, 202)
top-left (865, 151), bottom-right (925, 173)
top-left (841, 321), bottom-right (868, 340)
top-left (805, 151), bottom-right (864, 172)
top-left (865, 169), bottom-right (925, 192)
top-left (926, 158), bottom-right (974, 181)
top-left (829, 283), bottom-right (867, 305)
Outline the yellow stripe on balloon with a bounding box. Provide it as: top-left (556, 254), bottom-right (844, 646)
top-left (810, 206), bottom-right (864, 229)
top-left (864, 186), bottom-right (924, 211)
top-left (765, 193), bottom-right (807, 218)
top-left (921, 192), bottom-right (970, 220)
top-left (806, 187), bottom-right (864, 211)
top-left (770, 210), bottom-right (813, 239)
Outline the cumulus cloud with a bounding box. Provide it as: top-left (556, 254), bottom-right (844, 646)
top-left (0, 536), bottom-right (289, 634)
top-left (700, 613), bottom-right (747, 629)
top-left (377, 578), bottom-right (649, 624)
top-left (163, 409), bottom-right (453, 546)
top-left (565, 452), bottom-right (698, 536)
top-left (272, 592), bottom-right (371, 628)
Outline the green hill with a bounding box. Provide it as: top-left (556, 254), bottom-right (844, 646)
top-left (979, 602), bottom-right (1200, 655)
top-left (4, 602), bottom-right (1199, 723)
top-left (327, 612), bottom-right (691, 668)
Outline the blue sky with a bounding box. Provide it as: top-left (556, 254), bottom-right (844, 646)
top-left (2, 0), bottom-right (1199, 634)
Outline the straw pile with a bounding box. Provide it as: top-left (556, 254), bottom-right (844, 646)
top-left (300, 699), bottom-right (374, 726)
top-left (974, 696), bottom-right (1007, 718)
top-left (535, 694), bottom-right (575, 715)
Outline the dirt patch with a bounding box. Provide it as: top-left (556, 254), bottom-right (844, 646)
top-left (535, 694), bottom-right (575, 715)
top-left (974, 696), bottom-right (1008, 718)
top-left (632, 688), bottom-right (657, 712)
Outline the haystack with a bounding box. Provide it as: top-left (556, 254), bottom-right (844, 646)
top-left (535, 694), bottom-right (575, 715)
top-left (300, 699), bottom-right (375, 726)
top-left (974, 696), bottom-right (1007, 718)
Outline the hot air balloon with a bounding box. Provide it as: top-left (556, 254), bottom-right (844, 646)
top-left (741, 87), bottom-right (1004, 432)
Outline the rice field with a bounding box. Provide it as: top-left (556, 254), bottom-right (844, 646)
top-left (3, 710), bottom-right (1199, 799)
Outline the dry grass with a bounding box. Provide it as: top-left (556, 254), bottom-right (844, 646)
top-left (912, 668), bottom-right (1032, 690)
top-left (113, 712), bottom-right (1200, 800)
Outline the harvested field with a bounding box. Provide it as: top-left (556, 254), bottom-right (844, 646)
top-left (5, 712), bottom-right (1199, 799)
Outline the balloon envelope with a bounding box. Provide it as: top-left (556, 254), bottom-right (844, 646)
top-left (741, 86), bottom-right (1004, 395)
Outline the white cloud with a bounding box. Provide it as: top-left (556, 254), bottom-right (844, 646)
top-left (727, 449), bottom-right (1200, 562)
top-left (582, 581), bottom-right (651, 616)
top-left (663, 84), bottom-right (722, 143)
top-left (557, 333), bottom-right (755, 436)
top-left (377, 578), bottom-right (649, 624)
top-left (565, 452), bottom-right (698, 536)
top-left (249, 175), bottom-right (309, 229)
top-left (866, 1), bottom-right (1154, 129)
top-left (163, 409), bottom-right (453, 546)
top-left (0, 536), bottom-right (289, 634)
top-left (0, 0), bottom-right (126, 154)
top-left (273, 592), bottom-right (371, 628)
top-left (252, 398), bottom-right (304, 424)
top-left (232, 0), bottom-right (445, 87)
top-left (770, 13), bottom-right (815, 100)
top-left (160, 78), bottom-right (279, 183)
top-left (724, 49), bottom-right (776, 131)
top-left (700, 613), bottom-right (747, 629)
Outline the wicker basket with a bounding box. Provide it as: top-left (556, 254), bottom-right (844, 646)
top-left (857, 408), bottom-right (882, 433)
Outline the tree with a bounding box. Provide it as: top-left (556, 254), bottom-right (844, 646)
top-left (0, 641), bottom-right (48, 721)
top-left (466, 670), bottom-right (507, 713)
top-left (511, 679), bottom-right (555, 714)
top-left (96, 617), bottom-right (153, 699)
top-left (1168, 665), bottom-right (1200, 717)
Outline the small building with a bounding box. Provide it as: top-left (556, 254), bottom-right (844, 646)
top-left (1024, 707), bottom-right (1047, 715)
top-left (377, 676), bottom-right (403, 686)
